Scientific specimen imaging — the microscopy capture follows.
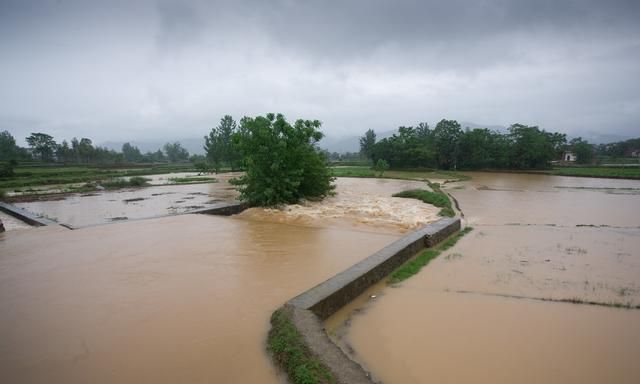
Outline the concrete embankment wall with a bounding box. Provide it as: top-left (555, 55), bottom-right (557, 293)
top-left (272, 217), bottom-right (461, 384)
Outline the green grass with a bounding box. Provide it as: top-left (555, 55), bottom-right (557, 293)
top-left (268, 307), bottom-right (335, 384)
top-left (0, 163), bottom-right (198, 189)
top-left (392, 182), bottom-right (454, 217)
top-left (330, 166), bottom-right (470, 182)
top-left (389, 227), bottom-right (473, 284)
top-left (551, 166), bottom-right (640, 179)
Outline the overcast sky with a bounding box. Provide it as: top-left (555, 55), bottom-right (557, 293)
top-left (1, 0), bottom-right (639, 146)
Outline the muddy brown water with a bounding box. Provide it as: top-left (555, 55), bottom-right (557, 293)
top-left (0, 177), bottom-right (435, 383)
top-left (0, 214), bottom-right (400, 383)
top-left (13, 176), bottom-right (239, 228)
top-left (339, 172), bottom-right (640, 384)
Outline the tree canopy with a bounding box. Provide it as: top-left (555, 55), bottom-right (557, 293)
top-left (359, 129), bottom-right (376, 160)
top-left (204, 115), bottom-right (241, 172)
top-left (231, 113), bottom-right (334, 206)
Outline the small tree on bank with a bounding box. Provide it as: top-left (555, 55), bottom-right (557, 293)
top-left (232, 113), bottom-right (334, 207)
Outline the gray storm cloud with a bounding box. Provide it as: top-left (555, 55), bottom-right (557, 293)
top-left (0, 0), bottom-right (638, 146)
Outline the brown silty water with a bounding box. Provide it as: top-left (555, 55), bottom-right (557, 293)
top-left (13, 173), bottom-right (240, 228)
top-left (0, 178), bottom-right (435, 383)
top-left (337, 172), bottom-right (640, 384)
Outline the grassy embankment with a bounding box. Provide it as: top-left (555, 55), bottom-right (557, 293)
top-left (550, 166), bottom-right (640, 179)
top-left (392, 182), bottom-right (454, 217)
top-left (268, 307), bottom-right (335, 384)
top-left (389, 227), bottom-right (473, 284)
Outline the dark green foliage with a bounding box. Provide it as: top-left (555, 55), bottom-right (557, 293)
top-left (163, 142), bottom-right (189, 162)
top-left (368, 121), bottom-right (571, 170)
top-left (359, 129), bottom-right (376, 160)
top-left (371, 125), bottom-right (436, 168)
top-left (393, 183), bottom-right (454, 217)
top-left (122, 143), bottom-right (143, 162)
top-left (205, 115), bottom-right (242, 172)
top-left (268, 308), bottom-right (335, 384)
top-left (433, 119), bottom-right (463, 169)
top-left (0, 161), bottom-right (16, 178)
top-left (570, 137), bottom-right (594, 164)
top-left (389, 227), bottom-right (473, 283)
top-left (374, 159), bottom-right (389, 176)
top-left (507, 124), bottom-right (557, 169)
top-left (26, 132), bottom-right (57, 162)
top-left (232, 113), bottom-right (334, 207)
top-left (0, 131), bottom-right (19, 161)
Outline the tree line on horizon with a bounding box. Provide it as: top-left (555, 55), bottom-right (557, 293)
top-left (0, 130), bottom-right (192, 164)
top-left (358, 120), bottom-right (609, 170)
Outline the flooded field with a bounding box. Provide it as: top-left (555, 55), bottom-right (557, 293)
top-left (339, 172), bottom-right (640, 384)
top-left (0, 215), bottom-right (400, 383)
top-left (12, 173), bottom-right (239, 228)
top-left (0, 177), bottom-right (432, 383)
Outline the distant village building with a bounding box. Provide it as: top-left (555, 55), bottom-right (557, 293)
top-left (628, 149), bottom-right (640, 158)
top-left (562, 151), bottom-right (577, 162)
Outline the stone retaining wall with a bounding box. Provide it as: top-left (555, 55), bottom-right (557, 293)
top-left (271, 217), bottom-right (461, 384)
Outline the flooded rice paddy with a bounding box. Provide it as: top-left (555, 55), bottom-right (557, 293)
top-left (337, 172), bottom-right (640, 384)
top-left (0, 177), bottom-right (432, 383)
top-left (12, 173), bottom-right (239, 228)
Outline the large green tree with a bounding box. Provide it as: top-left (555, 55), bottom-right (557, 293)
top-left (433, 119), bottom-right (463, 169)
top-left (508, 124), bottom-right (555, 169)
top-left (232, 113), bottom-right (334, 206)
top-left (163, 141), bottom-right (189, 162)
top-left (122, 143), bottom-right (143, 163)
top-left (359, 129), bottom-right (377, 160)
top-left (0, 130), bottom-right (18, 161)
top-left (570, 137), bottom-right (594, 164)
top-left (26, 132), bottom-right (57, 162)
top-left (205, 115), bottom-right (240, 172)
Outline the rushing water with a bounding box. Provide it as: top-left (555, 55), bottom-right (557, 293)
top-left (339, 172), bottom-right (640, 384)
top-left (0, 177), bottom-right (434, 383)
top-left (238, 178), bottom-right (439, 234)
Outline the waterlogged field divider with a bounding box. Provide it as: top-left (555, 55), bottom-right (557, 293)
top-left (0, 201), bottom-right (249, 230)
top-left (0, 201), bottom-right (59, 227)
top-left (269, 217), bottom-right (460, 384)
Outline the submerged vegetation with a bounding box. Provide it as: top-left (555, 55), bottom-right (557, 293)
top-left (393, 182), bottom-right (454, 217)
top-left (268, 307), bottom-right (335, 384)
top-left (389, 227), bottom-right (473, 284)
top-left (101, 176), bottom-right (150, 189)
top-left (168, 176), bottom-right (217, 184)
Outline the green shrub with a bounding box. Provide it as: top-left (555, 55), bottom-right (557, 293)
top-left (232, 113), bottom-right (334, 207)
